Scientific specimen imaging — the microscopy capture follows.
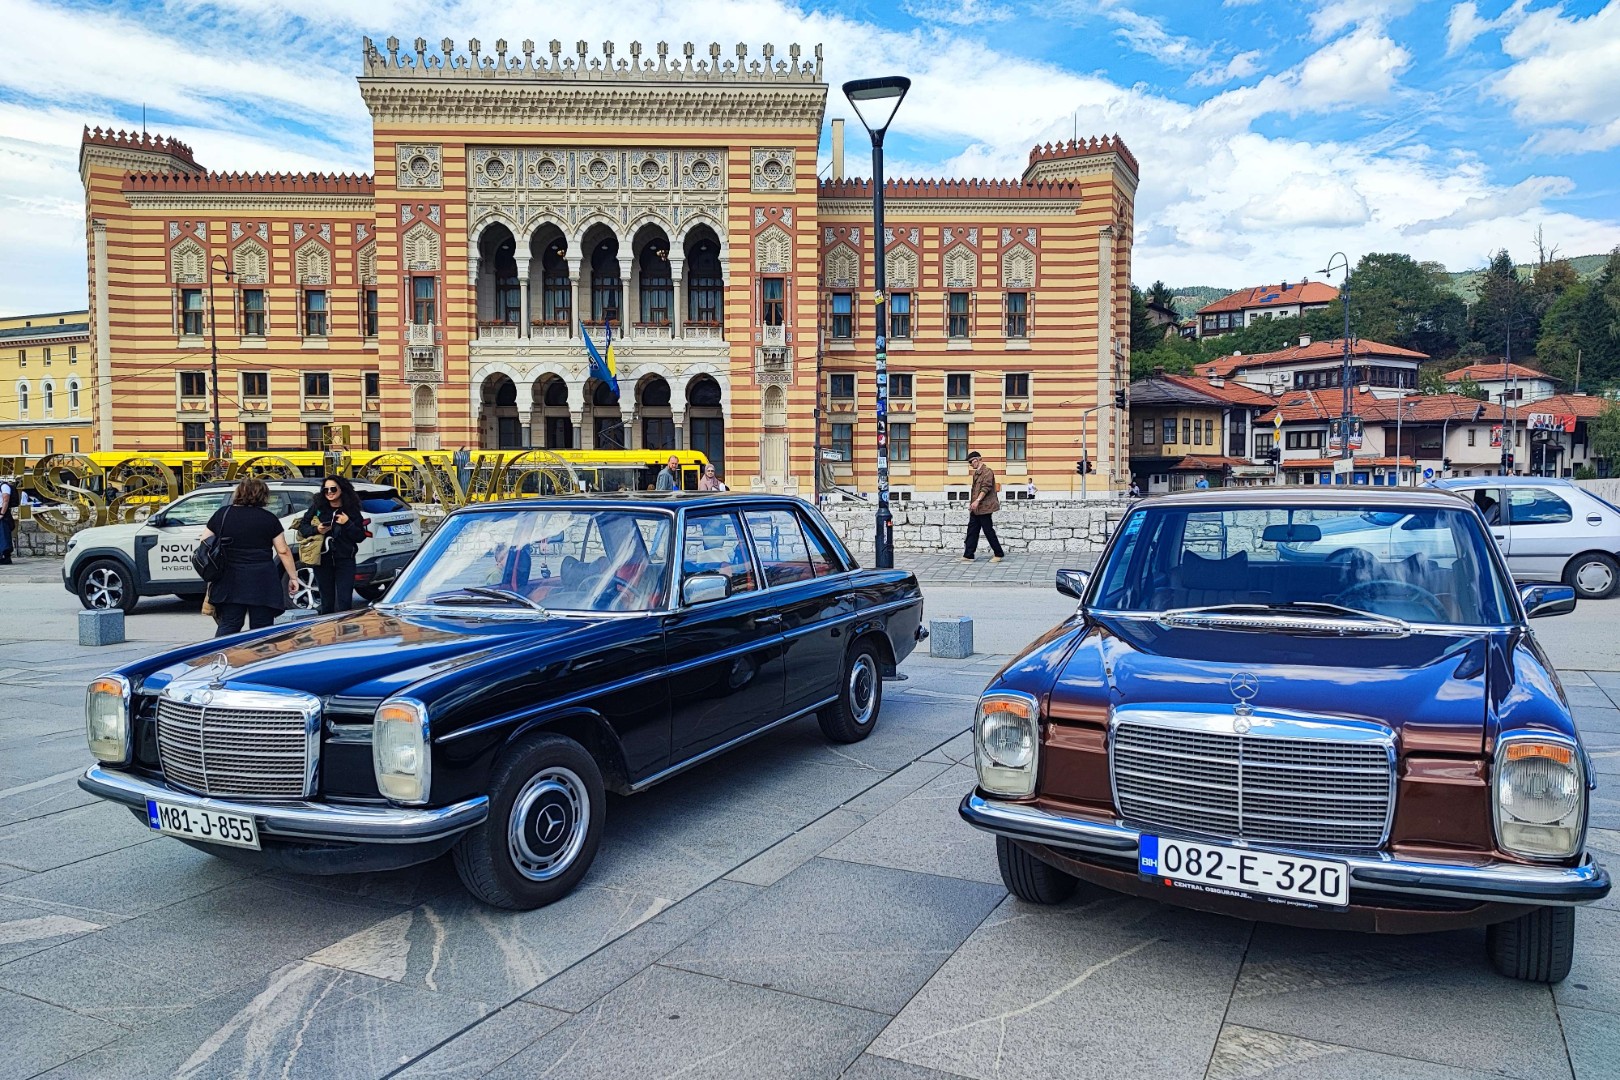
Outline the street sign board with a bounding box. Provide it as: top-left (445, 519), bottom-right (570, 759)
top-left (1332, 458), bottom-right (1354, 475)
top-left (1423, 467), bottom-right (1434, 479)
top-left (819, 448), bottom-right (846, 461)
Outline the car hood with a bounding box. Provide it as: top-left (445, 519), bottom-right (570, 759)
top-left (143, 607), bottom-right (617, 702)
top-left (1054, 616), bottom-right (1496, 755)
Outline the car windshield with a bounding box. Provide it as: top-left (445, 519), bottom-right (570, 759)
top-left (1092, 503), bottom-right (1512, 626)
top-left (386, 507), bottom-right (673, 614)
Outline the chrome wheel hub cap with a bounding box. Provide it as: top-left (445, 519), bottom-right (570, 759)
top-left (508, 767), bottom-right (588, 882)
top-left (86, 568), bottom-right (124, 608)
top-left (848, 654), bottom-right (878, 727)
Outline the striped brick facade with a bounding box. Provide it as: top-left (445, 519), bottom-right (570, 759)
top-left (79, 37), bottom-right (1136, 497)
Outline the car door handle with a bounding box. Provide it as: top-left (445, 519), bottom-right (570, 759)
top-left (756, 614), bottom-right (783, 627)
top-left (1588, 514), bottom-right (1604, 526)
top-left (1493, 534), bottom-right (1506, 541)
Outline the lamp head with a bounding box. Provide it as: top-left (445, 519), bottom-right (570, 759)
top-left (842, 76), bottom-right (911, 139)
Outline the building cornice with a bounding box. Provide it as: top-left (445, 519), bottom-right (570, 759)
top-left (359, 83), bottom-right (828, 131)
top-left (120, 192), bottom-right (376, 213)
top-left (816, 198), bottom-right (1083, 218)
top-left (363, 36), bottom-right (822, 83)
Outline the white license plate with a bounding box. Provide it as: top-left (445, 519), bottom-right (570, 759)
top-left (146, 799), bottom-right (260, 850)
top-left (387, 523), bottom-right (412, 537)
top-left (1139, 835), bottom-right (1347, 907)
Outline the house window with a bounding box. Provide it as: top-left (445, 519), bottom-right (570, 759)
top-left (687, 239), bottom-right (723, 326)
top-left (1005, 292), bottom-right (1028, 338)
top-left (1183, 418), bottom-right (1193, 444)
top-left (367, 421), bottom-right (381, 452)
top-left (889, 373), bottom-right (913, 400)
top-left (830, 292), bottom-right (853, 339)
top-left (182, 422), bottom-right (208, 452)
top-left (305, 423), bottom-right (326, 451)
top-left (16, 384), bottom-right (27, 417)
top-left (242, 371), bottom-right (268, 398)
top-left (1140, 417), bottom-right (1155, 445)
top-left (44, 437), bottom-right (54, 454)
top-left (242, 289), bottom-right (266, 336)
top-left (69, 346), bottom-right (77, 363)
top-left (412, 276), bottom-right (436, 325)
top-left (17, 438), bottom-right (26, 454)
top-left (364, 289), bottom-right (378, 337)
top-left (947, 423), bottom-right (970, 461)
top-left (364, 372), bottom-right (380, 398)
top-left (641, 417), bottom-right (675, 450)
top-left (831, 422), bottom-right (854, 463)
top-left (1468, 429), bottom-right (1477, 447)
top-left (180, 371), bottom-right (207, 398)
top-left (1005, 422), bottom-right (1027, 463)
top-left (303, 372), bottom-right (331, 400)
top-left (244, 422), bottom-right (268, 451)
top-left (42, 348), bottom-right (51, 366)
top-left (889, 293), bottom-right (912, 339)
top-left (1205, 419), bottom-right (1215, 445)
top-left (181, 288), bottom-right (205, 336)
top-left (947, 373), bottom-right (972, 399)
top-left (70, 436), bottom-right (79, 452)
top-left (16, 349), bottom-right (24, 367)
top-left (829, 373), bottom-right (856, 399)
top-left (948, 292), bottom-right (970, 338)
top-left (1162, 417), bottom-right (1176, 444)
top-left (890, 423), bottom-right (911, 463)
top-left (69, 381), bottom-right (80, 412)
top-left (43, 384), bottom-right (53, 414)
top-left (304, 289), bottom-right (328, 337)
top-left (761, 277), bottom-right (785, 326)
top-left (1004, 373), bottom-right (1029, 399)
top-left (1255, 432), bottom-right (1275, 455)
top-left (639, 244), bottom-right (672, 326)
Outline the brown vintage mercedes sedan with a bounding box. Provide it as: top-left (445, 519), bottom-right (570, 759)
top-left (961, 489), bottom-right (1610, 983)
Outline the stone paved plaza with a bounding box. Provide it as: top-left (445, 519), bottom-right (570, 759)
top-left (0, 564), bottom-right (1614, 1079)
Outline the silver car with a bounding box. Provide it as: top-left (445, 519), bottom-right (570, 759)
top-left (1432, 477), bottom-right (1620, 599)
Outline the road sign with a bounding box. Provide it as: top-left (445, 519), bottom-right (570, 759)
top-left (1272, 411), bottom-right (1282, 431)
top-left (819, 448), bottom-right (846, 461)
top-left (1332, 458), bottom-right (1354, 475)
top-left (1423, 467), bottom-right (1434, 480)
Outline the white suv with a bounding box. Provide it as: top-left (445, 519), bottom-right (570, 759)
top-left (63, 479), bottom-right (422, 613)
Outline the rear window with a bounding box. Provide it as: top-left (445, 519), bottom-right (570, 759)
top-left (360, 495), bottom-right (410, 514)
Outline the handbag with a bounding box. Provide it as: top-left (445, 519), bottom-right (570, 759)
top-left (299, 533), bottom-right (324, 566)
top-left (191, 507), bottom-right (231, 583)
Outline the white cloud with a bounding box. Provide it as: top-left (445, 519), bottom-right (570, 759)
top-left (1307, 0), bottom-right (1418, 40)
top-left (1204, 27), bottom-right (1413, 122)
top-left (1494, 2), bottom-right (1620, 152)
top-left (1189, 50), bottom-right (1264, 87)
top-left (1108, 9), bottom-right (1215, 69)
top-left (902, 0), bottom-right (1011, 26)
top-left (1444, 2), bottom-right (1492, 55)
top-left (1404, 175), bottom-right (1577, 235)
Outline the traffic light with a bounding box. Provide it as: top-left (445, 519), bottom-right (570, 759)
top-left (1505, 454), bottom-right (1515, 471)
top-left (1113, 390), bottom-right (1127, 409)
top-left (1442, 457), bottom-right (1451, 471)
top-left (1076, 460), bottom-right (1085, 475)
top-left (1086, 460), bottom-right (1096, 474)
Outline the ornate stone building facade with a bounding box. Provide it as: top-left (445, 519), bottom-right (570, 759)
top-left (79, 36), bottom-right (1138, 497)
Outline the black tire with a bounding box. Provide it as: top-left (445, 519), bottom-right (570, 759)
top-left (355, 582), bottom-right (388, 603)
top-left (1564, 553), bottom-right (1618, 600)
top-left (452, 733), bottom-right (605, 910)
top-left (1487, 906), bottom-right (1576, 983)
top-left (77, 558), bottom-right (139, 613)
top-left (818, 639), bottom-right (884, 744)
top-left (997, 836), bottom-right (1077, 905)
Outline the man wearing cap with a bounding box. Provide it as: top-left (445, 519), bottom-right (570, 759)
top-left (962, 451), bottom-right (1005, 563)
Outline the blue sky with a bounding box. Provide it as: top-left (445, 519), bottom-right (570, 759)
top-left (2, 0), bottom-right (1618, 314)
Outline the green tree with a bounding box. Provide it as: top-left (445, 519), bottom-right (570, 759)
top-left (1347, 252), bottom-right (1463, 357)
top-left (1129, 285), bottom-right (1160, 356)
top-left (1146, 280), bottom-right (1176, 310)
top-left (1130, 332), bottom-right (1201, 380)
top-left (1536, 280), bottom-right (1591, 388)
top-left (1589, 403), bottom-right (1620, 475)
top-left (1470, 249), bottom-right (1539, 358)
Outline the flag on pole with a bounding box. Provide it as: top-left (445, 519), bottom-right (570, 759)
top-left (581, 320), bottom-right (620, 399)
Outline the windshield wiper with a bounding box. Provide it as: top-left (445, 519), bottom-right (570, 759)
top-left (425, 587), bottom-right (550, 615)
top-left (1157, 602), bottom-right (1411, 635)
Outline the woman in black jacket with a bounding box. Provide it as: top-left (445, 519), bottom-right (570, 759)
top-left (297, 475), bottom-right (367, 614)
top-left (201, 476), bottom-right (299, 635)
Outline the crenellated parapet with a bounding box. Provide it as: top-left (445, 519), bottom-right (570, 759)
top-left (82, 126), bottom-right (198, 167)
top-left (362, 36), bottom-right (823, 83)
top-left (121, 171), bottom-right (375, 194)
top-left (818, 177), bottom-right (1086, 200)
top-left (1024, 135), bottom-right (1139, 182)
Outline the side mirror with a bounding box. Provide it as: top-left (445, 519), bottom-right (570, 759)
top-left (1519, 583), bottom-right (1576, 619)
top-left (682, 572), bottom-right (731, 607)
top-left (147, 514), bottom-right (167, 528)
top-left (1055, 568), bottom-right (1090, 600)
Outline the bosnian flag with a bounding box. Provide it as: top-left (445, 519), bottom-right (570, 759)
top-left (582, 320), bottom-right (620, 399)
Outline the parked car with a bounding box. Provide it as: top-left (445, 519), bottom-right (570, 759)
top-left (1429, 477), bottom-right (1620, 599)
top-left (78, 494), bottom-right (925, 909)
top-left (62, 479), bottom-right (421, 612)
top-left (961, 488), bottom-right (1609, 983)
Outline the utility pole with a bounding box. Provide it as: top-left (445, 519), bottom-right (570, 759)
top-left (206, 254), bottom-right (233, 456)
top-left (1320, 252), bottom-right (1353, 483)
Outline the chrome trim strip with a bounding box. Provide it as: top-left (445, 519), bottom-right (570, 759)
top-left (1092, 609), bottom-right (1508, 635)
top-left (959, 792), bottom-right (1612, 907)
top-left (628, 695), bottom-right (839, 793)
top-left (79, 765), bottom-right (488, 844)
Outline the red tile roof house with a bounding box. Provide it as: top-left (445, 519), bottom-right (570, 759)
top-left (1259, 389), bottom-right (1498, 485)
top-left (1443, 360), bottom-right (1561, 406)
top-left (1197, 336), bottom-right (1427, 400)
top-left (1194, 280), bottom-right (1338, 339)
top-left (1127, 370), bottom-right (1280, 490)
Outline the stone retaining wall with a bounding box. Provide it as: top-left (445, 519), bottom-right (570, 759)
top-left (10, 521), bottom-right (67, 558)
top-left (817, 500), bottom-right (1130, 557)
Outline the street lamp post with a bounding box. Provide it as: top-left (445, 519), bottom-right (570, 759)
top-left (843, 75), bottom-right (910, 570)
top-left (1319, 252), bottom-right (1353, 484)
top-left (207, 254), bottom-right (234, 456)
top-left (1501, 328), bottom-right (1513, 476)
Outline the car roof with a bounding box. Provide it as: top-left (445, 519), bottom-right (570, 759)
top-left (1430, 476), bottom-right (1578, 489)
top-left (196, 479), bottom-right (398, 494)
top-left (1145, 487), bottom-right (1469, 510)
top-left (454, 492), bottom-right (810, 514)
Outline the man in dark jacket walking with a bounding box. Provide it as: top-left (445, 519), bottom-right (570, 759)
top-left (962, 451), bottom-right (1005, 562)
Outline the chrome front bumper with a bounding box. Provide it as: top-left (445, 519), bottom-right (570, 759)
top-left (961, 792), bottom-right (1611, 908)
top-left (81, 765), bottom-right (489, 845)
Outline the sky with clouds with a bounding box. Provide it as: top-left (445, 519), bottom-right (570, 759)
top-left (2, 0), bottom-right (1618, 315)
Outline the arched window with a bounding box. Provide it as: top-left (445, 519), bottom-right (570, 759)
top-left (16, 382), bottom-right (27, 418)
top-left (42, 381), bottom-right (54, 415)
top-left (640, 377), bottom-right (671, 407)
top-left (593, 381), bottom-right (620, 407)
top-left (639, 241), bottom-right (672, 326)
top-left (590, 239), bottom-right (621, 325)
top-left (493, 237), bottom-right (520, 325)
top-left (69, 380), bottom-right (81, 413)
top-left (543, 379), bottom-right (569, 407)
top-left (687, 239), bottom-right (723, 327)
top-left (688, 376), bottom-right (722, 408)
top-left (541, 240), bottom-right (570, 325)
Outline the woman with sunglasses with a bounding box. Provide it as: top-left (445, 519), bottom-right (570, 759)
top-left (297, 475), bottom-right (367, 613)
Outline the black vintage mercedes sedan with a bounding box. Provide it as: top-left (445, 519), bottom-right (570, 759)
top-left (79, 494), bottom-right (924, 909)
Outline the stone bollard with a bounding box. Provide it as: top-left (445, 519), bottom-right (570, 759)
top-left (78, 609), bottom-right (126, 646)
top-left (929, 616), bottom-right (973, 659)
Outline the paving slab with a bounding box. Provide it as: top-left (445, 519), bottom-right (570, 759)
top-left (0, 895), bottom-right (104, 965)
top-left (822, 765), bottom-right (1001, 885)
top-left (34, 960), bottom-right (492, 1080)
top-left (523, 878), bottom-right (761, 1014)
top-left (1207, 1024), bottom-right (1520, 1080)
top-left (0, 830), bottom-right (249, 920)
top-left (0, 774), bottom-right (100, 831)
top-left (1227, 925), bottom-right (1571, 1080)
top-left (840, 760), bottom-right (954, 819)
top-left (487, 965), bottom-right (888, 1080)
top-left (393, 1001), bottom-right (572, 1078)
top-left (1574, 707), bottom-right (1620, 735)
top-left (666, 857), bottom-right (1004, 1015)
top-left (868, 894), bottom-right (1250, 1080)
top-left (726, 809), bottom-right (869, 888)
top-left (1557, 1005), bottom-right (1620, 1080)
top-left (0, 987), bottom-right (124, 1080)
top-left (0, 799), bottom-right (153, 872)
top-left (1556, 906), bottom-right (1620, 1016)
top-left (840, 1054), bottom-right (974, 1080)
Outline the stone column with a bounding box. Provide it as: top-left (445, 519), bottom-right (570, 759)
top-left (624, 408), bottom-right (639, 451)
top-left (515, 256), bottom-right (530, 339)
top-left (619, 255), bottom-right (634, 334)
top-left (569, 258), bottom-right (585, 337)
top-left (571, 409), bottom-right (584, 452)
top-left (669, 255), bottom-right (685, 338)
top-left (672, 408), bottom-right (686, 450)
top-left (518, 409), bottom-right (533, 449)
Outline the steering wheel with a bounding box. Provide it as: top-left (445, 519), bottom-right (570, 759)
top-left (588, 575), bottom-right (635, 611)
top-left (1336, 578), bottom-right (1448, 621)
top-left (1326, 547), bottom-right (1378, 578)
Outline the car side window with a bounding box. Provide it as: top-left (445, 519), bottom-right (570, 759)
top-left (1508, 488), bottom-right (1573, 526)
top-left (163, 492), bottom-right (231, 527)
top-left (1469, 488), bottom-right (1504, 525)
top-left (745, 509), bottom-right (818, 586)
top-left (796, 511), bottom-right (844, 575)
top-left (682, 512), bottom-right (757, 595)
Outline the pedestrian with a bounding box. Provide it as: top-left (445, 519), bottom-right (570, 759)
top-left (1195, 475), bottom-right (1210, 490)
top-left (0, 475), bottom-right (16, 564)
top-left (1026, 480), bottom-right (1038, 500)
top-left (201, 475), bottom-right (299, 636)
top-left (298, 475), bottom-right (367, 614)
top-left (1128, 479), bottom-right (1142, 499)
top-left (961, 450), bottom-right (1005, 563)
top-left (656, 454), bottom-right (681, 491)
top-left (699, 464), bottom-right (727, 491)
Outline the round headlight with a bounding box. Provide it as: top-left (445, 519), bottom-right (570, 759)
top-left (1499, 752), bottom-right (1580, 825)
top-left (980, 710), bottom-right (1034, 770)
top-left (1495, 738), bottom-right (1586, 860)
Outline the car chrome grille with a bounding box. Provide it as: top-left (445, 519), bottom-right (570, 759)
top-left (156, 697), bottom-right (315, 799)
top-left (1111, 718), bottom-right (1392, 849)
